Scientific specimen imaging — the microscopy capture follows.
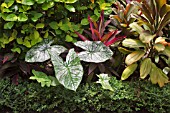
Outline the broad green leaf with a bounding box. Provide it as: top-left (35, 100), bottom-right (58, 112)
top-left (54, 0), bottom-right (78, 3)
top-left (60, 24), bottom-right (70, 31)
top-left (96, 74), bottom-right (114, 91)
top-left (21, 0), bottom-right (35, 5)
top-left (74, 41), bottom-right (113, 63)
top-left (139, 31), bottom-right (156, 43)
top-left (150, 63), bottom-right (169, 87)
top-left (122, 39), bottom-right (145, 48)
top-left (23, 39), bottom-right (31, 48)
top-left (81, 18), bottom-right (89, 25)
top-left (17, 38), bottom-right (23, 44)
top-left (33, 30), bottom-right (40, 39)
top-left (30, 70), bottom-right (59, 87)
top-left (11, 47), bottom-right (21, 54)
top-left (163, 67), bottom-right (170, 75)
top-left (154, 43), bottom-right (165, 52)
top-left (18, 13), bottom-right (28, 21)
top-left (163, 46), bottom-right (170, 57)
top-left (121, 63), bottom-right (138, 80)
top-left (65, 35), bottom-right (73, 42)
top-left (36, 23), bottom-right (44, 29)
top-left (51, 49), bottom-right (83, 91)
top-left (49, 22), bottom-right (59, 29)
top-left (5, 14), bottom-right (17, 21)
top-left (25, 39), bottom-right (66, 62)
top-left (65, 4), bottom-right (75, 12)
top-left (125, 50), bottom-right (145, 65)
top-left (140, 58), bottom-right (152, 79)
top-left (129, 22), bottom-right (144, 34)
top-left (4, 22), bottom-right (14, 29)
top-left (36, 0), bottom-right (45, 4)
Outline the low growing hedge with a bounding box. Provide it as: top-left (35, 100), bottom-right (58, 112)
top-left (0, 78), bottom-right (170, 113)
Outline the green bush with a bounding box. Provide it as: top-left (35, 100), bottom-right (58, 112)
top-left (0, 78), bottom-right (170, 113)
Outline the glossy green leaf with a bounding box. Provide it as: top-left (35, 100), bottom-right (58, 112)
top-left (65, 35), bottom-right (73, 42)
top-left (122, 39), bottom-right (145, 48)
top-left (96, 74), bottom-right (114, 91)
top-left (21, 0), bottom-right (35, 5)
top-left (33, 30), bottom-right (40, 39)
top-left (51, 49), bottom-right (83, 91)
top-left (125, 50), bottom-right (145, 65)
top-left (5, 14), bottom-right (17, 21)
top-left (65, 4), bottom-right (75, 12)
top-left (154, 43), bottom-right (165, 52)
top-left (121, 63), bottom-right (138, 80)
top-left (11, 47), bottom-right (21, 54)
top-left (25, 39), bottom-right (66, 62)
top-left (81, 18), bottom-right (89, 25)
top-left (49, 22), bottom-right (59, 30)
top-left (74, 41), bottom-right (113, 63)
top-left (118, 47), bottom-right (133, 54)
top-left (36, 23), bottom-right (44, 29)
top-left (4, 22), bottom-right (14, 29)
top-left (139, 31), bottom-right (156, 43)
top-left (18, 13), bottom-right (28, 21)
top-left (140, 58), bottom-right (152, 79)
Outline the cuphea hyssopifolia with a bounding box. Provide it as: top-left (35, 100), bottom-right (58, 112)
top-left (75, 10), bottom-right (126, 81)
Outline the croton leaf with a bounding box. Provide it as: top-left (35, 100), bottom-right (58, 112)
top-left (51, 49), bottom-right (83, 91)
top-left (122, 38), bottom-right (145, 48)
top-left (74, 41), bottom-right (113, 63)
top-left (140, 58), bottom-right (152, 79)
top-left (96, 74), bottom-right (114, 91)
top-left (150, 63), bottom-right (169, 87)
top-left (121, 63), bottom-right (138, 80)
top-left (139, 31), bottom-right (156, 43)
top-left (25, 39), bottom-right (66, 62)
top-left (125, 50), bottom-right (145, 65)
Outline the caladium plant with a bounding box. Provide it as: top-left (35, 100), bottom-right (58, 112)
top-left (25, 39), bottom-right (83, 91)
top-left (75, 10), bottom-right (126, 46)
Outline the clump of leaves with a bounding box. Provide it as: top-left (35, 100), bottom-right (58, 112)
top-left (119, 0), bottom-right (170, 87)
top-left (75, 11), bottom-right (125, 81)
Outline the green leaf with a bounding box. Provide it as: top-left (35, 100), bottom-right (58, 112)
top-left (81, 18), bottom-right (89, 25)
top-left (21, 0), bottom-right (35, 5)
top-left (140, 58), bottom-right (152, 79)
top-left (25, 39), bottom-right (66, 62)
top-left (18, 13), bottom-right (28, 22)
top-left (122, 39), bottom-right (145, 48)
top-left (4, 22), bottom-right (14, 29)
top-left (36, 23), bottom-right (45, 29)
top-left (163, 46), bottom-right (170, 57)
top-left (65, 4), bottom-right (75, 12)
top-left (33, 30), bottom-right (40, 39)
top-left (139, 31), bottom-right (156, 43)
top-left (5, 14), bottom-right (18, 21)
top-left (11, 47), bottom-right (21, 54)
top-left (121, 63), bottom-right (138, 80)
top-left (150, 63), bottom-right (169, 87)
top-left (30, 70), bottom-right (59, 87)
top-left (65, 35), bottom-right (73, 42)
top-left (96, 74), bottom-right (114, 91)
top-left (154, 43), bottom-right (165, 52)
top-left (36, 0), bottom-right (45, 4)
top-left (74, 41), bottom-right (113, 63)
top-left (129, 22), bottom-right (144, 34)
top-left (51, 49), bottom-right (83, 91)
top-left (118, 47), bottom-right (133, 54)
top-left (17, 38), bottom-right (23, 44)
top-left (60, 24), bottom-right (70, 31)
top-left (125, 50), bottom-right (145, 65)
top-left (49, 22), bottom-right (59, 30)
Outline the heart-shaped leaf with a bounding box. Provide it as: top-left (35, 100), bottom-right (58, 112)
top-left (51, 49), bottom-right (83, 91)
top-left (74, 41), bottom-right (113, 63)
top-left (25, 39), bottom-right (66, 62)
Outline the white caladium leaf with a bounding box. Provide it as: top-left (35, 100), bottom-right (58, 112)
top-left (96, 74), bottom-right (114, 91)
top-left (74, 41), bottom-right (113, 63)
top-left (51, 49), bottom-right (83, 91)
top-left (25, 39), bottom-right (66, 62)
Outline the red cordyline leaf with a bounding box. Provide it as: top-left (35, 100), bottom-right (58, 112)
top-left (105, 35), bottom-right (126, 46)
top-left (3, 56), bottom-right (8, 64)
top-left (88, 15), bottom-right (98, 41)
top-left (98, 10), bottom-right (104, 35)
top-left (93, 29), bottom-right (101, 40)
top-left (101, 30), bottom-right (116, 42)
top-left (75, 31), bottom-right (89, 41)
